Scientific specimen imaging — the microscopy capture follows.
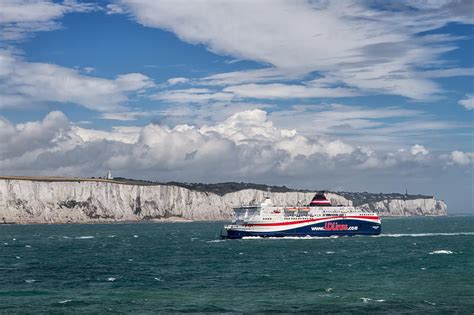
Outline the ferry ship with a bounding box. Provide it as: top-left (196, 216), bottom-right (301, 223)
top-left (221, 192), bottom-right (381, 238)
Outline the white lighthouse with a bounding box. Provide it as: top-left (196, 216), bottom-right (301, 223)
top-left (106, 171), bottom-right (113, 180)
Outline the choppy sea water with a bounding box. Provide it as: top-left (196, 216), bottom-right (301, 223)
top-left (1, 216), bottom-right (473, 314)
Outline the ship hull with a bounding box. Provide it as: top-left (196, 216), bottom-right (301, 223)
top-left (223, 218), bottom-right (381, 239)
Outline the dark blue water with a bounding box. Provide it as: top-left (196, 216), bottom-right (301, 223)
top-left (1, 217), bottom-right (473, 314)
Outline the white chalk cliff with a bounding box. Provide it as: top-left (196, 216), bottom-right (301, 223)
top-left (358, 198), bottom-right (447, 216)
top-left (0, 179), bottom-right (447, 224)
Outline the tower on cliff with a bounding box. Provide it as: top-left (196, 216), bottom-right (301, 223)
top-left (106, 171), bottom-right (113, 180)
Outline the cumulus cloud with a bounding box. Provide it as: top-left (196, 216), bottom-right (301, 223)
top-left (139, 101), bottom-right (464, 150)
top-left (0, 50), bottom-right (154, 111)
top-left (411, 144), bottom-right (429, 156)
top-left (119, 0), bottom-right (474, 100)
top-left (458, 94), bottom-right (474, 110)
top-left (2, 109), bottom-right (470, 183)
top-left (72, 126), bottom-right (141, 144)
top-left (450, 150), bottom-right (473, 165)
top-left (0, 111), bottom-right (72, 159)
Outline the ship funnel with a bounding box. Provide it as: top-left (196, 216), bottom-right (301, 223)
top-left (309, 192), bottom-right (332, 207)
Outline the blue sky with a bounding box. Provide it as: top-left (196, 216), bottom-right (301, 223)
top-left (0, 0), bottom-right (473, 212)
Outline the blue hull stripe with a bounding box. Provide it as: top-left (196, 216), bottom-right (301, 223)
top-left (224, 219), bottom-right (381, 239)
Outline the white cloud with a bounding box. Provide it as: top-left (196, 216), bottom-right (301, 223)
top-left (115, 73), bottom-right (154, 92)
top-left (83, 66), bottom-right (95, 74)
top-left (0, 51), bottom-right (154, 112)
top-left (99, 111), bottom-right (151, 121)
top-left (73, 126), bottom-right (141, 144)
top-left (147, 102), bottom-right (463, 150)
top-left (451, 150), bottom-right (473, 165)
top-left (156, 80), bottom-right (359, 104)
top-left (422, 68), bottom-right (474, 78)
top-left (119, 0), bottom-right (474, 100)
top-left (200, 68), bottom-right (293, 86)
top-left (0, 0), bottom-right (96, 40)
top-left (106, 4), bottom-right (124, 15)
top-left (153, 101), bottom-right (273, 127)
top-left (268, 104), bottom-right (449, 148)
top-left (458, 94), bottom-right (474, 110)
top-left (223, 83), bottom-right (358, 99)
top-left (167, 77), bottom-right (190, 85)
top-left (411, 144), bottom-right (429, 155)
top-left (153, 88), bottom-right (234, 103)
top-left (201, 109), bottom-right (292, 144)
top-left (2, 109), bottom-right (469, 178)
top-left (0, 110), bottom-right (71, 159)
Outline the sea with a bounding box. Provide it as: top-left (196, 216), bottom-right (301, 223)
top-left (1, 216), bottom-right (473, 314)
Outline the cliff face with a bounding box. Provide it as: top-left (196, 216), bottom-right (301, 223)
top-left (0, 179), bottom-right (446, 223)
top-left (358, 198), bottom-right (447, 216)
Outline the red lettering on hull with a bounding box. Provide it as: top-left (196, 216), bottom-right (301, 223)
top-left (324, 222), bottom-right (349, 231)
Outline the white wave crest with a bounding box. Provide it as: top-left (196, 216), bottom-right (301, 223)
top-left (75, 236), bottom-right (94, 239)
top-left (360, 297), bottom-right (385, 303)
top-left (429, 250), bottom-right (454, 255)
top-left (58, 300), bottom-right (72, 304)
top-left (206, 239), bottom-right (226, 243)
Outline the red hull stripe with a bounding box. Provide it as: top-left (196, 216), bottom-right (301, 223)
top-left (247, 216), bottom-right (379, 227)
